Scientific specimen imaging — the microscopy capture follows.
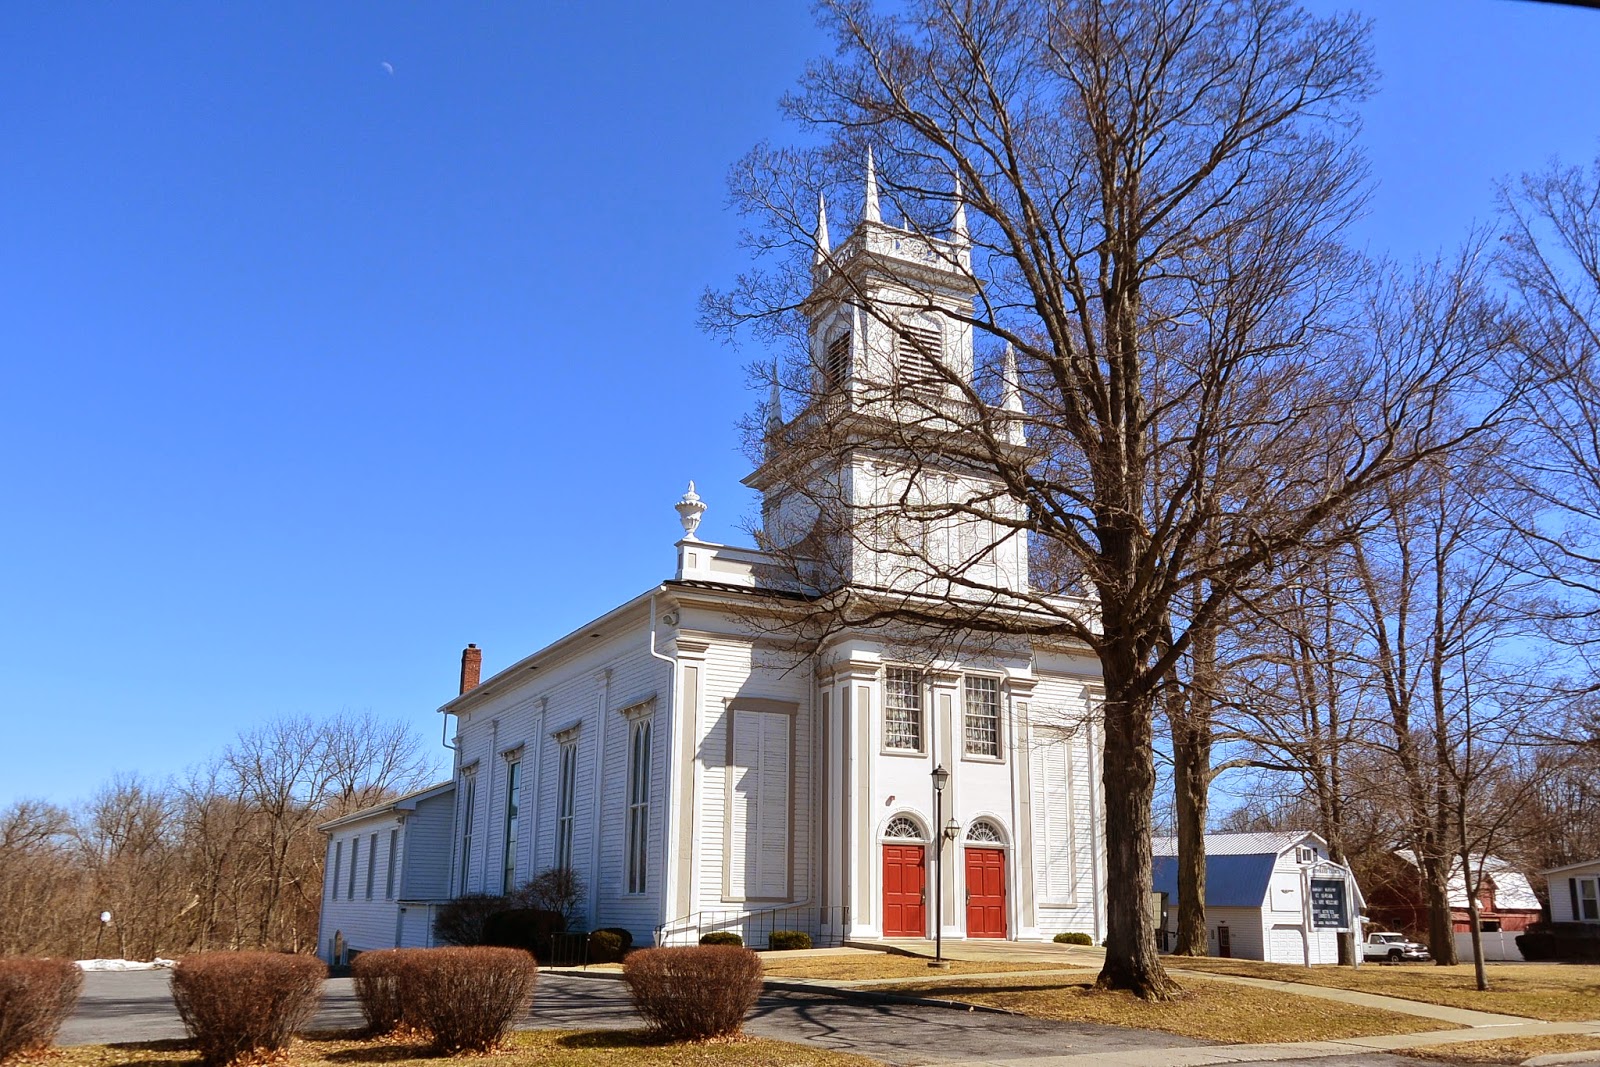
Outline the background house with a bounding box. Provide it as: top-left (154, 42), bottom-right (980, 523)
top-left (1365, 851), bottom-right (1541, 937)
top-left (1152, 831), bottom-right (1360, 965)
top-left (1545, 858), bottom-right (1600, 924)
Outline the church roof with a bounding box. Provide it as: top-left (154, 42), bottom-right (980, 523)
top-left (1152, 831), bottom-right (1321, 858)
top-left (1150, 853), bottom-right (1277, 908)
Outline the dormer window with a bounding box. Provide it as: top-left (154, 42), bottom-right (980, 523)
top-left (823, 330), bottom-right (851, 392)
top-left (897, 322), bottom-right (943, 392)
top-left (1296, 845), bottom-right (1315, 864)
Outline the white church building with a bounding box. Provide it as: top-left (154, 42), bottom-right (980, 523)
top-left (320, 164), bottom-right (1108, 957)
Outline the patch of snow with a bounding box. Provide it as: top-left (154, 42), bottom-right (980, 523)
top-left (76, 958), bottom-right (174, 971)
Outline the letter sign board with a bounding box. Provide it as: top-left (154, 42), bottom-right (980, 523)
top-left (1310, 878), bottom-right (1347, 930)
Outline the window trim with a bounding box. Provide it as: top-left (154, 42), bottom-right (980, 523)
top-left (502, 757), bottom-right (522, 895)
top-left (1579, 876), bottom-right (1600, 922)
top-left (457, 768), bottom-right (478, 896)
top-left (960, 674), bottom-right (1004, 762)
top-left (624, 716), bottom-right (653, 895)
top-left (385, 827), bottom-right (399, 900)
top-left (554, 737), bottom-right (579, 873)
top-left (882, 666), bottom-right (925, 755)
top-left (347, 834), bottom-right (359, 900)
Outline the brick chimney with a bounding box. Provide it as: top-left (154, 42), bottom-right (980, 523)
top-left (459, 643), bottom-right (482, 695)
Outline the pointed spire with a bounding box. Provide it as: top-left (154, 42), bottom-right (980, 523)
top-left (863, 146), bottom-right (881, 224)
top-left (813, 192), bottom-right (830, 267)
top-left (951, 176), bottom-right (969, 245)
top-left (1001, 343), bottom-right (1026, 445)
top-left (766, 358), bottom-right (784, 436)
top-left (1000, 343), bottom-right (1023, 413)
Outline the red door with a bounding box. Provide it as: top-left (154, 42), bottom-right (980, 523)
top-left (965, 847), bottom-right (1007, 938)
top-left (882, 845), bottom-right (927, 937)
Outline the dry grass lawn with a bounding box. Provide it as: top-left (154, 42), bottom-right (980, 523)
top-left (1404, 1033), bottom-right (1600, 1064)
top-left (875, 974), bottom-right (1443, 1044)
top-left (1162, 958), bottom-right (1600, 1022)
top-left (761, 954), bottom-right (1086, 981)
top-left (20, 1030), bottom-right (881, 1067)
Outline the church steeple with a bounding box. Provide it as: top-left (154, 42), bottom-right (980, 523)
top-left (862, 147), bottom-right (881, 224)
top-left (813, 193), bottom-right (831, 268)
top-left (1000, 342), bottom-right (1026, 446)
top-left (951, 176), bottom-right (969, 246)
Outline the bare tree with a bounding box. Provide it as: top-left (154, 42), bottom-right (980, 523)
top-left (1498, 154), bottom-right (1600, 668)
top-left (709, 0), bottom-right (1510, 996)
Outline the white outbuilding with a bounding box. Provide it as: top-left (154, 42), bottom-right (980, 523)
top-left (316, 781), bottom-right (456, 964)
top-left (1153, 831), bottom-right (1362, 965)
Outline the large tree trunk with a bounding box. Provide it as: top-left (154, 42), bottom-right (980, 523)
top-left (1096, 640), bottom-right (1180, 1000)
top-left (1419, 850), bottom-right (1459, 965)
top-left (1171, 620), bottom-right (1216, 957)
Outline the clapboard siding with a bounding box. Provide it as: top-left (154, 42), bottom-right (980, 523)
top-left (1027, 669), bottom-right (1101, 938)
top-left (694, 639), bottom-right (813, 912)
top-left (451, 619), bottom-right (671, 945)
top-left (402, 791), bottom-right (454, 901)
top-left (319, 820), bottom-right (400, 959)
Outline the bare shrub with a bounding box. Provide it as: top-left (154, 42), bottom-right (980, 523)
top-left (170, 952), bottom-right (323, 1066)
top-left (431, 893), bottom-right (508, 947)
top-left (622, 946), bottom-right (763, 1040)
top-left (0, 958), bottom-right (82, 1063)
top-left (349, 948), bottom-right (421, 1036)
top-left (513, 867), bottom-right (586, 930)
top-left (399, 947), bottom-right (537, 1053)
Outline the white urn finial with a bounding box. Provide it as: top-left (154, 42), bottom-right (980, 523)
top-left (675, 481), bottom-right (707, 540)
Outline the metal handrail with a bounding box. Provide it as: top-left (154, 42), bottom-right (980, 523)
top-left (655, 903), bottom-right (849, 948)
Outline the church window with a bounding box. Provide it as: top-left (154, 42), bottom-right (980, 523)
top-left (330, 841), bottom-right (342, 899)
top-left (897, 322), bottom-right (943, 391)
top-left (884, 816), bottom-right (923, 840)
top-left (385, 828), bottom-right (399, 899)
top-left (728, 709), bottom-right (790, 899)
top-left (963, 676), bottom-right (1001, 758)
top-left (625, 718), bottom-right (652, 894)
top-left (366, 832), bottom-right (377, 899)
top-left (823, 330), bottom-right (851, 392)
top-left (457, 768), bottom-right (477, 894)
top-left (502, 758), bottom-right (521, 894)
top-left (555, 739), bottom-right (578, 871)
top-left (884, 667), bottom-right (924, 751)
top-left (347, 835), bottom-right (359, 899)
top-left (966, 819), bottom-right (1003, 844)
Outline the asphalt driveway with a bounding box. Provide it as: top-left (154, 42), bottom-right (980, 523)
top-left (59, 969), bottom-right (1441, 1067)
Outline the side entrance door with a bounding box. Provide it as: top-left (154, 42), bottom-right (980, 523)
top-left (882, 845), bottom-right (927, 937)
top-left (965, 847), bottom-right (1007, 938)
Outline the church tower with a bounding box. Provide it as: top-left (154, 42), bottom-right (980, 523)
top-left (744, 152), bottom-right (1029, 597)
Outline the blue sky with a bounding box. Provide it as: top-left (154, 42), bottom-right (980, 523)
top-left (2, 1), bottom-right (1598, 808)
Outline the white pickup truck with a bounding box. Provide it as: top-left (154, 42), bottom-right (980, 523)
top-left (1363, 932), bottom-right (1431, 963)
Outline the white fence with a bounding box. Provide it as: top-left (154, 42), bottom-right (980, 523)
top-left (1454, 929), bottom-right (1524, 962)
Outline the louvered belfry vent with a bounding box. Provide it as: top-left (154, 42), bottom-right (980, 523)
top-left (823, 330), bottom-right (851, 392)
top-left (897, 322), bottom-right (943, 391)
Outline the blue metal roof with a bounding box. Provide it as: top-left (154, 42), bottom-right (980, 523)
top-left (1151, 853), bottom-right (1278, 908)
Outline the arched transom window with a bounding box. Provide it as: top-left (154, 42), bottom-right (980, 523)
top-left (884, 816), bottom-right (925, 840)
top-left (965, 820), bottom-right (1003, 844)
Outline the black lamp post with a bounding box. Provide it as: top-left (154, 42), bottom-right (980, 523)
top-left (930, 764), bottom-right (950, 967)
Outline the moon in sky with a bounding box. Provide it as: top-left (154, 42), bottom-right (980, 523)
top-left (381, 61), bottom-right (394, 75)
